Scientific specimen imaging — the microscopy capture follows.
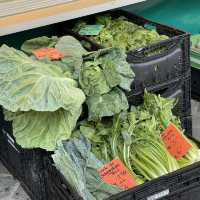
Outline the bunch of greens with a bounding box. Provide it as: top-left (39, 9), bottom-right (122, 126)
top-left (74, 110), bottom-right (179, 182)
top-left (143, 92), bottom-right (200, 167)
top-left (80, 48), bottom-right (134, 120)
top-left (73, 15), bottom-right (168, 52)
top-left (73, 92), bottom-right (200, 183)
top-left (52, 136), bottom-right (122, 200)
top-left (120, 107), bottom-right (180, 181)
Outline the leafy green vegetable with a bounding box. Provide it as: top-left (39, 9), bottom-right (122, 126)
top-left (73, 15), bottom-right (168, 52)
top-left (22, 36), bottom-right (87, 80)
top-left (121, 109), bottom-right (180, 181)
top-left (143, 92), bottom-right (200, 167)
top-left (86, 88), bottom-right (128, 121)
top-left (0, 44), bottom-right (85, 150)
top-left (78, 92), bottom-right (200, 183)
top-left (77, 120), bottom-right (112, 162)
top-left (52, 136), bottom-right (122, 200)
top-left (38, 58), bottom-right (74, 78)
top-left (0, 45), bottom-right (85, 112)
top-left (5, 109), bottom-right (80, 151)
top-left (79, 48), bottom-right (134, 120)
top-left (82, 48), bottom-right (134, 92)
top-left (55, 36), bottom-right (87, 56)
top-left (79, 60), bottom-right (111, 96)
top-left (55, 36), bottom-right (87, 79)
top-left (21, 36), bottom-right (59, 55)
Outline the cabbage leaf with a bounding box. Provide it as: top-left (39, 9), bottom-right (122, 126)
top-left (87, 88), bottom-right (128, 121)
top-left (5, 109), bottom-right (80, 151)
top-left (79, 48), bottom-right (133, 120)
top-left (0, 45), bottom-right (85, 112)
top-left (81, 48), bottom-right (134, 93)
top-left (21, 36), bottom-right (59, 55)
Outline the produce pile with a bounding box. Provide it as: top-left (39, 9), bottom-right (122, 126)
top-left (0, 34), bottom-right (199, 200)
top-left (73, 15), bottom-right (169, 52)
top-left (0, 36), bottom-right (134, 151)
top-left (52, 92), bottom-right (200, 200)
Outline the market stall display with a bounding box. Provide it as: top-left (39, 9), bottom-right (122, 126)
top-left (0, 8), bottom-right (196, 200)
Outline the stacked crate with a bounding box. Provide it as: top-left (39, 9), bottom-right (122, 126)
top-left (190, 35), bottom-right (200, 100)
top-left (62, 10), bottom-right (192, 134)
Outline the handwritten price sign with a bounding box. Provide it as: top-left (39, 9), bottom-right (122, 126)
top-left (32, 48), bottom-right (64, 60)
top-left (98, 159), bottom-right (136, 190)
top-left (161, 123), bottom-right (192, 160)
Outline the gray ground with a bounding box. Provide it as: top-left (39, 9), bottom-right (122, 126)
top-left (0, 100), bottom-right (200, 200)
top-left (191, 100), bottom-right (200, 139)
top-left (0, 162), bottom-right (30, 200)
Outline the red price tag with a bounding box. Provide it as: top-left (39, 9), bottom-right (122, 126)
top-left (161, 123), bottom-right (192, 160)
top-left (32, 48), bottom-right (64, 60)
top-left (98, 159), bottom-right (136, 190)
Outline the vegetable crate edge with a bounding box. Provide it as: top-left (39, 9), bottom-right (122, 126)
top-left (46, 135), bottom-right (200, 200)
top-left (191, 67), bottom-right (200, 99)
top-left (127, 71), bottom-right (191, 119)
top-left (0, 109), bottom-right (48, 200)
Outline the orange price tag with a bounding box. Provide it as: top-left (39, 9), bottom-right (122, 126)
top-left (98, 159), bottom-right (136, 190)
top-left (32, 48), bottom-right (64, 60)
top-left (161, 123), bottom-right (192, 160)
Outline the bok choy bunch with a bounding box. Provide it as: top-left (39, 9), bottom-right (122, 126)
top-left (121, 107), bottom-right (179, 181)
top-left (77, 92), bottom-right (200, 183)
top-left (143, 92), bottom-right (200, 167)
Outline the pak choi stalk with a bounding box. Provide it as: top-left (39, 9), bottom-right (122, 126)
top-left (143, 92), bottom-right (200, 167)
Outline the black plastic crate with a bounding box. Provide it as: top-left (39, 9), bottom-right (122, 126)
top-left (180, 116), bottom-right (192, 136)
top-left (0, 130), bottom-right (47, 200)
top-left (61, 10), bottom-right (190, 94)
top-left (0, 109), bottom-right (48, 200)
top-left (127, 72), bottom-right (191, 118)
top-left (191, 67), bottom-right (200, 100)
top-left (46, 135), bottom-right (200, 200)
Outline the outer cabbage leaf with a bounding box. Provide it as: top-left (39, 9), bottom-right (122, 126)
top-left (21, 36), bottom-right (87, 79)
top-left (55, 36), bottom-right (87, 57)
top-left (52, 136), bottom-right (121, 200)
top-left (0, 45), bottom-right (85, 112)
top-left (6, 109), bottom-right (80, 151)
top-left (3, 109), bottom-right (22, 121)
top-left (86, 88), bottom-right (129, 121)
top-left (38, 58), bottom-right (74, 78)
top-left (21, 36), bottom-right (59, 55)
top-left (55, 36), bottom-right (87, 79)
